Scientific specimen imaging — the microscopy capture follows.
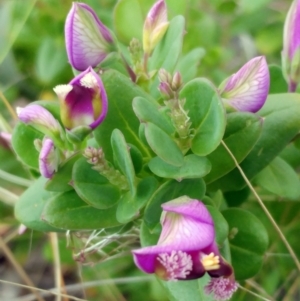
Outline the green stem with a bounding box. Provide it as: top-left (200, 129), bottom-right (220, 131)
top-left (0, 187), bottom-right (19, 206)
top-left (0, 169), bottom-right (33, 187)
top-left (221, 140), bottom-right (300, 272)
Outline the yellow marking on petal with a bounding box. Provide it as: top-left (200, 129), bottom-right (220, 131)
top-left (201, 253), bottom-right (220, 271)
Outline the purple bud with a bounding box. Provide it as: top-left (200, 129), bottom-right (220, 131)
top-left (143, 0), bottom-right (169, 54)
top-left (39, 138), bottom-right (59, 178)
top-left (65, 2), bottom-right (113, 71)
top-left (219, 56), bottom-right (270, 113)
top-left (17, 104), bottom-right (61, 134)
top-left (53, 67), bottom-right (108, 130)
top-left (282, 0), bottom-right (300, 91)
top-left (132, 196), bottom-right (234, 284)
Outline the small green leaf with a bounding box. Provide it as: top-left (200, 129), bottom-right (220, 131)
top-left (205, 112), bottom-right (262, 184)
top-left (268, 65), bottom-right (288, 94)
top-left (149, 16), bottom-right (185, 73)
top-left (111, 129), bottom-right (136, 195)
top-left (207, 206), bottom-right (229, 246)
top-left (144, 179), bottom-right (206, 229)
top-left (113, 0), bottom-right (144, 44)
top-left (128, 143), bottom-right (144, 174)
top-left (208, 93), bottom-right (300, 191)
top-left (148, 154), bottom-right (211, 180)
top-left (145, 122), bottom-right (184, 166)
top-left (223, 208), bottom-right (269, 280)
top-left (149, 16), bottom-right (185, 98)
top-left (140, 220), bottom-right (161, 247)
top-left (73, 158), bottom-right (120, 209)
top-left (14, 177), bottom-right (63, 232)
top-left (45, 153), bottom-right (81, 192)
top-left (94, 70), bottom-right (152, 162)
top-left (132, 96), bottom-right (175, 135)
top-left (176, 48), bottom-right (206, 83)
top-left (254, 157), bottom-right (300, 200)
top-left (180, 78), bottom-right (226, 156)
top-left (42, 190), bottom-right (120, 230)
top-left (116, 177), bottom-right (158, 223)
top-left (12, 123), bottom-right (43, 169)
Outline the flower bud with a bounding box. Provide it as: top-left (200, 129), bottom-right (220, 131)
top-left (17, 104), bottom-right (62, 136)
top-left (282, 0), bottom-right (300, 91)
top-left (39, 138), bottom-right (59, 178)
top-left (219, 56), bottom-right (270, 113)
top-left (53, 67), bottom-right (108, 132)
top-left (65, 2), bottom-right (114, 71)
top-left (143, 0), bottom-right (169, 55)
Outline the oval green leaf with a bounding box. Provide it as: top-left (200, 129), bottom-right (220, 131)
top-left (180, 78), bottom-right (226, 156)
top-left (148, 154), bottom-right (211, 180)
top-left (222, 208), bottom-right (269, 280)
top-left (73, 158), bottom-right (120, 209)
top-left (42, 190), bottom-right (120, 230)
top-left (204, 112), bottom-right (262, 184)
top-left (254, 156), bottom-right (300, 200)
top-left (145, 122), bottom-right (184, 166)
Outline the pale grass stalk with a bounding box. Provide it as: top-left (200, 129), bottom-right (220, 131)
top-left (0, 90), bottom-right (18, 120)
top-left (282, 276), bottom-right (300, 301)
top-left (221, 140), bottom-right (300, 271)
top-left (50, 233), bottom-right (66, 301)
top-left (246, 279), bottom-right (275, 301)
top-left (274, 270), bottom-right (297, 299)
top-left (238, 284), bottom-right (272, 301)
top-left (14, 276), bottom-right (154, 301)
top-left (0, 237), bottom-right (45, 301)
top-left (0, 186), bottom-right (19, 206)
top-left (0, 168), bottom-right (33, 187)
top-left (0, 279), bottom-right (88, 301)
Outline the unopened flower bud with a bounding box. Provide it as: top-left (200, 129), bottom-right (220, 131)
top-left (219, 56), bottom-right (270, 113)
top-left (143, 0), bottom-right (169, 55)
top-left (171, 71), bottom-right (182, 91)
top-left (282, 0), bottom-right (300, 91)
top-left (65, 2), bottom-right (114, 71)
top-left (39, 138), bottom-right (59, 178)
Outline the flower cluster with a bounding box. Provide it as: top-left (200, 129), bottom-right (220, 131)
top-left (132, 197), bottom-right (238, 300)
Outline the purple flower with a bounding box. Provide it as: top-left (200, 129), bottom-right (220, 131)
top-left (282, 0), bottom-right (300, 92)
top-left (132, 196), bottom-right (237, 300)
top-left (143, 0), bottom-right (169, 55)
top-left (65, 2), bottom-right (113, 71)
top-left (219, 56), bottom-right (270, 113)
top-left (39, 138), bottom-right (59, 178)
top-left (17, 104), bottom-right (62, 135)
top-left (53, 67), bottom-right (108, 130)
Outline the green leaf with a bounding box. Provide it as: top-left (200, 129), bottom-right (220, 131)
top-left (180, 78), bottom-right (226, 156)
top-left (149, 16), bottom-right (185, 73)
top-left (73, 158), bottom-right (120, 209)
top-left (176, 48), bottom-right (206, 83)
top-left (254, 157), bottom-right (300, 200)
top-left (144, 179), bottom-right (206, 229)
top-left (35, 37), bottom-right (67, 84)
top-left (12, 123), bottom-right (43, 169)
top-left (111, 129), bottom-right (136, 194)
top-left (140, 220), bottom-right (161, 247)
top-left (222, 208), bottom-right (269, 280)
top-left (207, 206), bottom-right (229, 246)
top-left (209, 93), bottom-right (300, 191)
top-left (45, 153), bottom-right (81, 192)
top-left (159, 278), bottom-right (210, 301)
top-left (128, 143), bottom-right (144, 174)
top-left (14, 177), bottom-right (63, 232)
top-left (113, 0), bottom-right (144, 44)
top-left (268, 65), bottom-right (288, 94)
top-left (145, 122), bottom-right (184, 166)
top-left (42, 190), bottom-right (120, 230)
top-left (116, 177), bottom-right (158, 223)
top-left (94, 70), bottom-right (152, 162)
top-left (148, 154), bottom-right (211, 180)
top-left (132, 96), bottom-right (175, 135)
top-left (204, 112), bottom-right (262, 184)
top-left (149, 16), bottom-right (185, 98)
